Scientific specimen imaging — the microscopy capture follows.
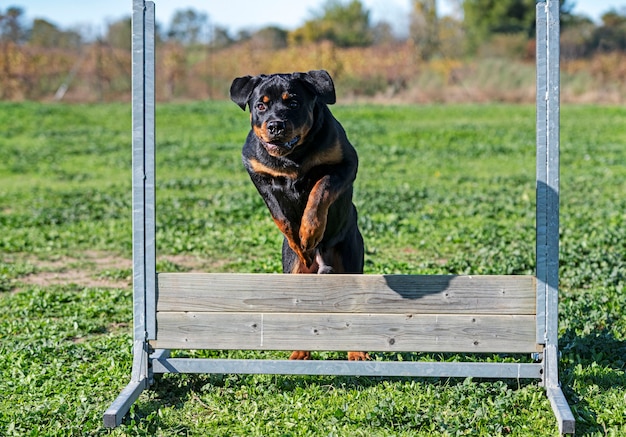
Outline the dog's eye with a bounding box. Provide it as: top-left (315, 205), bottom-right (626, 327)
top-left (256, 102), bottom-right (267, 111)
top-left (288, 100), bottom-right (300, 109)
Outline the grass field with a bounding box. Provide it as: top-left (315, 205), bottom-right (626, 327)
top-left (0, 101), bottom-right (624, 436)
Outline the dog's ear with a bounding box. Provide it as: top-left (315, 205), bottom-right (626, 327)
top-left (300, 70), bottom-right (336, 105)
top-left (230, 75), bottom-right (262, 110)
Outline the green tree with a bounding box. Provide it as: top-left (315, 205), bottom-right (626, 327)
top-left (463, 0), bottom-right (535, 52)
top-left (559, 14), bottom-right (595, 58)
top-left (289, 0), bottom-right (372, 47)
top-left (0, 6), bottom-right (27, 43)
top-left (410, 0), bottom-right (439, 60)
top-left (30, 19), bottom-right (81, 48)
top-left (588, 9), bottom-right (626, 52)
top-left (167, 8), bottom-right (209, 45)
top-left (463, 0), bottom-right (574, 53)
top-left (250, 26), bottom-right (288, 50)
top-left (211, 25), bottom-right (233, 49)
top-left (106, 17), bottom-right (131, 50)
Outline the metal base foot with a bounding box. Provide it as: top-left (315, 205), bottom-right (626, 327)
top-left (103, 379), bottom-right (147, 428)
top-left (547, 386), bottom-right (575, 435)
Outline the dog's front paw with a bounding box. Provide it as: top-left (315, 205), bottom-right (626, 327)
top-left (347, 351), bottom-right (370, 361)
top-left (289, 350), bottom-right (312, 360)
top-left (297, 249), bottom-right (315, 269)
top-left (299, 215), bottom-right (326, 253)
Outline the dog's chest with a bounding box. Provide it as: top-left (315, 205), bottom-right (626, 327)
top-left (266, 174), bottom-right (311, 206)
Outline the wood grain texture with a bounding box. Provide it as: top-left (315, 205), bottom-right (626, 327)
top-left (153, 312), bottom-right (539, 353)
top-left (156, 273), bottom-right (536, 315)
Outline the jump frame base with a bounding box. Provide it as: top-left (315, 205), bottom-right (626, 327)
top-left (104, 351), bottom-right (574, 433)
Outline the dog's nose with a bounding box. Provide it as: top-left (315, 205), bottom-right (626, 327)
top-left (267, 120), bottom-right (286, 136)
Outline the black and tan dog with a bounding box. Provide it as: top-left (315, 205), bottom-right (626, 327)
top-left (230, 70), bottom-right (368, 361)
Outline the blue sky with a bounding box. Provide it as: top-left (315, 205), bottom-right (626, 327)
top-left (10, 0), bottom-right (625, 36)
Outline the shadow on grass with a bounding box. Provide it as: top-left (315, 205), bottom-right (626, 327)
top-left (560, 328), bottom-right (626, 434)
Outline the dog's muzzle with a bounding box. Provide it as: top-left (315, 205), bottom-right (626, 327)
top-left (262, 135), bottom-right (301, 156)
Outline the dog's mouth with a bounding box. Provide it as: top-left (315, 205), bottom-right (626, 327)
top-left (262, 136), bottom-right (301, 156)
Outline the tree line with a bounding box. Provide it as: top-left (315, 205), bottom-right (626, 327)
top-left (1, 0), bottom-right (625, 102)
top-left (3, 1), bottom-right (625, 56)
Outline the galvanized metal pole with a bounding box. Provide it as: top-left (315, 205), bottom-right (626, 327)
top-left (143, 1), bottom-right (157, 343)
top-left (535, 1), bottom-right (575, 434)
top-left (103, 0), bottom-right (156, 427)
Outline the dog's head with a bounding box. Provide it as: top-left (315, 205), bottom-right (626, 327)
top-left (230, 70), bottom-right (336, 157)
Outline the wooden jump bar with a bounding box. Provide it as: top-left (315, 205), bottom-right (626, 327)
top-left (157, 274), bottom-right (536, 314)
top-left (153, 274), bottom-right (539, 354)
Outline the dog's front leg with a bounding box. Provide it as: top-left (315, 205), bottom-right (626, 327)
top-left (299, 175), bottom-right (334, 254)
top-left (272, 216), bottom-right (314, 267)
top-left (248, 172), bottom-right (315, 268)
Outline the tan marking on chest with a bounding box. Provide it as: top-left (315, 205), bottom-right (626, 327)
top-left (249, 158), bottom-right (298, 179)
top-left (302, 140), bottom-right (344, 173)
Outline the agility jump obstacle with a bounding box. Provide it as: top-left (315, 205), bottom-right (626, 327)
top-left (104, 0), bottom-right (575, 433)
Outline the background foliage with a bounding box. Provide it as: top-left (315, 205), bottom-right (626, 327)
top-left (1, 1), bottom-right (626, 102)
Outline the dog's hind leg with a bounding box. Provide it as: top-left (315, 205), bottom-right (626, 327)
top-left (315, 250), bottom-right (335, 274)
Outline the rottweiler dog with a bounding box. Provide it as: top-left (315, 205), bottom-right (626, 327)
top-left (230, 70), bottom-right (368, 361)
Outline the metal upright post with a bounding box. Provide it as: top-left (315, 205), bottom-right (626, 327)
top-left (143, 0), bottom-right (157, 344)
top-left (535, 1), bottom-right (575, 434)
top-left (103, 0), bottom-right (156, 427)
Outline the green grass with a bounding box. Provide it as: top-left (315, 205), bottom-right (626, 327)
top-left (0, 101), bottom-right (624, 435)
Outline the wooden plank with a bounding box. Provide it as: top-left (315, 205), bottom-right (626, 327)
top-left (157, 274), bottom-right (536, 315)
top-left (154, 312), bottom-right (539, 353)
